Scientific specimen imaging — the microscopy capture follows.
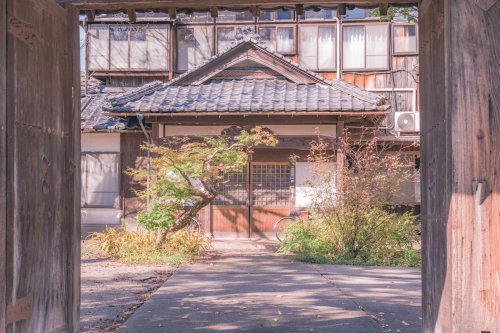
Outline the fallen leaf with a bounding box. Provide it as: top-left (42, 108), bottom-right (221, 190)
top-left (239, 306), bottom-right (247, 310)
top-left (188, 294), bottom-right (194, 297)
top-left (402, 320), bottom-right (410, 326)
top-left (182, 314), bottom-right (191, 319)
top-left (273, 318), bottom-right (278, 322)
top-left (278, 309), bottom-right (282, 315)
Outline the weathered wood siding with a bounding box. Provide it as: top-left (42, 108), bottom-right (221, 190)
top-left (120, 132), bottom-right (149, 227)
top-left (3, 1), bottom-right (80, 332)
top-left (420, 0), bottom-right (500, 331)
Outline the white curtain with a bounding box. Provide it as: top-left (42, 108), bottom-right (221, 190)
top-left (343, 26), bottom-right (365, 69)
top-left (299, 26), bottom-right (317, 69)
top-left (147, 26), bottom-right (169, 70)
top-left (193, 26), bottom-right (213, 67)
top-left (130, 27), bottom-right (147, 69)
top-left (88, 26), bottom-right (109, 70)
top-left (318, 26), bottom-right (335, 70)
top-left (366, 24), bottom-right (388, 68)
top-left (394, 25), bottom-right (417, 53)
top-left (82, 153), bottom-right (120, 207)
top-left (277, 27), bottom-right (294, 54)
top-left (110, 26), bottom-right (129, 69)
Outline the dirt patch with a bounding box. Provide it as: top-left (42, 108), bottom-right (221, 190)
top-left (80, 257), bottom-right (177, 332)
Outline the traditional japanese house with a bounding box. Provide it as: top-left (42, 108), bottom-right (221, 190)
top-left (103, 37), bottom-right (392, 238)
top-left (81, 6), bottom-right (421, 235)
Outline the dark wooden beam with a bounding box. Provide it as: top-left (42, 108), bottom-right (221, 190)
top-left (168, 7), bottom-right (176, 19)
top-left (337, 4), bottom-right (346, 16)
top-left (210, 6), bottom-right (218, 18)
top-left (140, 115), bottom-right (340, 125)
top-left (378, 2), bottom-right (388, 15)
top-left (127, 8), bottom-right (137, 22)
top-left (251, 5), bottom-right (260, 17)
top-left (295, 4), bottom-right (304, 16)
top-left (85, 9), bottom-right (96, 21)
top-left (58, 0), bottom-right (418, 10)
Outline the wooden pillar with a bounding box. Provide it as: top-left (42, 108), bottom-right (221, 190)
top-left (0, 0), bottom-right (7, 331)
top-left (336, 120), bottom-right (345, 190)
top-left (420, 0), bottom-right (500, 332)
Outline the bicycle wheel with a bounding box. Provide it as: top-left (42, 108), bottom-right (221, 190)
top-left (274, 217), bottom-right (294, 242)
top-left (187, 218), bottom-right (201, 233)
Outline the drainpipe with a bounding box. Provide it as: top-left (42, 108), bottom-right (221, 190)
top-left (333, 16), bottom-right (341, 80)
top-left (137, 113), bottom-right (151, 208)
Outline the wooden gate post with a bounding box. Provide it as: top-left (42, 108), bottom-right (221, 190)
top-left (420, 0), bottom-right (500, 332)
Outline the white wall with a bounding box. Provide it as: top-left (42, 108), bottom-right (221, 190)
top-left (81, 132), bottom-right (120, 152)
top-left (161, 125), bottom-right (336, 138)
top-left (81, 208), bottom-right (121, 225)
top-left (295, 162), bottom-right (336, 209)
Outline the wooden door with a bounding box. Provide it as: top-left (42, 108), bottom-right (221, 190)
top-left (211, 168), bottom-right (250, 237)
top-left (250, 163), bottom-right (291, 237)
top-left (2, 1), bottom-right (80, 332)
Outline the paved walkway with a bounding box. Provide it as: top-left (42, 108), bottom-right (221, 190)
top-left (118, 241), bottom-right (421, 333)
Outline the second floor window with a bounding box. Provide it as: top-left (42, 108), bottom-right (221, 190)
top-left (299, 25), bottom-right (336, 70)
top-left (342, 24), bottom-right (389, 70)
top-left (88, 24), bottom-right (169, 71)
top-left (258, 26), bottom-right (295, 54)
top-left (176, 26), bottom-right (214, 71)
top-left (393, 24), bottom-right (418, 54)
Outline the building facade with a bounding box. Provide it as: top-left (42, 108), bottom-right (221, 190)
top-left (80, 5), bottom-right (420, 237)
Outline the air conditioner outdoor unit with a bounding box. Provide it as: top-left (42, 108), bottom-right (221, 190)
top-left (395, 112), bottom-right (420, 133)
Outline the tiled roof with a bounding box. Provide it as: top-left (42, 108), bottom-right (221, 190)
top-left (105, 38), bottom-right (389, 114)
top-left (105, 79), bottom-right (389, 114)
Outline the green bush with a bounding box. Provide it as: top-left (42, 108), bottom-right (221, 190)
top-left (279, 208), bottom-right (420, 266)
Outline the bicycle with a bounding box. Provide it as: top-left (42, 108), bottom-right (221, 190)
top-left (187, 216), bottom-right (202, 233)
top-left (273, 212), bottom-right (302, 242)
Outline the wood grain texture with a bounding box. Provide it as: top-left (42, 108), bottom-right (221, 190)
top-left (420, 0), bottom-right (500, 331)
top-left (0, 0), bottom-right (6, 331)
top-left (60, 0), bottom-right (417, 10)
top-left (4, 0), bottom-right (79, 331)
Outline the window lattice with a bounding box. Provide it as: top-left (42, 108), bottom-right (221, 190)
top-left (252, 164), bottom-right (291, 206)
top-left (213, 170), bottom-right (248, 206)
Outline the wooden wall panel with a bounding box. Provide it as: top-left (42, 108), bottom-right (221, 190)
top-left (4, 0), bottom-right (80, 332)
top-left (120, 132), bottom-right (149, 225)
top-left (420, 0), bottom-right (500, 331)
top-left (0, 0), bottom-right (6, 332)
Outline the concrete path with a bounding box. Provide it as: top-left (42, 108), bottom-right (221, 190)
top-left (118, 241), bottom-right (421, 333)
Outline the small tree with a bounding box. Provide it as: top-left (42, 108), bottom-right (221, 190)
top-left (128, 126), bottom-right (277, 245)
top-left (282, 130), bottom-right (420, 266)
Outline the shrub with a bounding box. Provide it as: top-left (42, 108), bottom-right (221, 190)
top-left (89, 226), bottom-right (212, 264)
top-left (279, 131), bottom-right (421, 267)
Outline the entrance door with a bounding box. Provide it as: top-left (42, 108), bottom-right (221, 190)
top-left (211, 168), bottom-right (250, 237)
top-left (250, 163), bottom-right (291, 237)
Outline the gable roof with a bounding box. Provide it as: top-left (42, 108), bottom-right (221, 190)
top-left (105, 39), bottom-right (390, 116)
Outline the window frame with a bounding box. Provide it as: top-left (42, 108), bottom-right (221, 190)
top-left (175, 24), bottom-right (216, 73)
top-left (88, 23), bottom-right (170, 72)
top-left (81, 152), bottom-right (121, 209)
top-left (298, 23), bottom-right (337, 72)
top-left (257, 25), bottom-right (297, 55)
top-left (392, 23), bottom-right (418, 56)
top-left (341, 22), bottom-right (390, 71)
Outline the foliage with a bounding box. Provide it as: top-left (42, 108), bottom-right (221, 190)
top-left (89, 226), bottom-right (212, 264)
top-left (127, 126), bottom-right (277, 244)
top-left (279, 131), bottom-right (421, 266)
top-left (370, 6), bottom-right (418, 23)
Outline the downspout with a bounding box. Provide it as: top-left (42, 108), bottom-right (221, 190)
top-left (334, 16), bottom-right (341, 80)
top-left (136, 113), bottom-right (151, 208)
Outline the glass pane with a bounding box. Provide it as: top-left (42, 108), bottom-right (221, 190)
top-left (342, 26), bottom-right (365, 69)
top-left (276, 8), bottom-right (293, 20)
top-left (300, 8), bottom-right (335, 20)
top-left (277, 27), bottom-right (295, 54)
top-left (318, 26), bottom-right (335, 69)
top-left (177, 27), bottom-right (213, 71)
top-left (258, 27), bottom-right (276, 50)
top-left (88, 25), bottom-right (109, 70)
top-left (393, 25), bottom-right (417, 53)
top-left (130, 26), bottom-right (147, 69)
top-left (366, 24), bottom-right (388, 68)
top-left (259, 11), bottom-right (272, 21)
top-left (177, 12), bottom-right (212, 23)
top-left (110, 26), bottom-right (129, 69)
top-left (83, 153), bottom-right (120, 207)
top-left (217, 27), bottom-right (248, 53)
top-left (344, 7), bottom-right (367, 19)
top-left (147, 26), bottom-right (169, 70)
top-left (217, 10), bottom-right (253, 22)
top-left (299, 26), bottom-right (317, 69)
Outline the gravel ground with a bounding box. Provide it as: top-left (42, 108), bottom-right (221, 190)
top-left (80, 257), bottom-right (177, 332)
